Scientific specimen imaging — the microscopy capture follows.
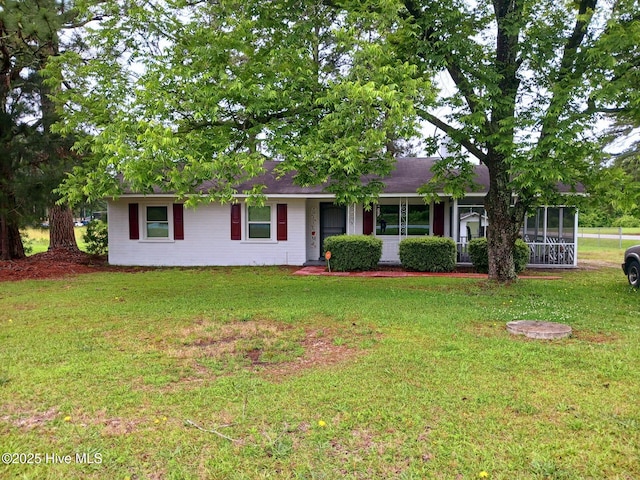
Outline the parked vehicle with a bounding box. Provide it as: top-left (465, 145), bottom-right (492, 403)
top-left (622, 245), bottom-right (640, 287)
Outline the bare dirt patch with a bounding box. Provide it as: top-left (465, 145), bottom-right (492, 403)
top-left (570, 330), bottom-right (620, 344)
top-left (577, 259), bottom-right (620, 270)
top-left (0, 404), bottom-right (147, 435)
top-left (1, 406), bottom-right (60, 430)
top-left (156, 319), bottom-right (379, 383)
top-left (100, 417), bottom-right (144, 436)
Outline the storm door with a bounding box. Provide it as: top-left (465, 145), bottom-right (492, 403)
top-left (319, 203), bottom-right (346, 258)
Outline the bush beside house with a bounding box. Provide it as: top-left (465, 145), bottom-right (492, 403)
top-left (399, 237), bottom-right (456, 272)
top-left (83, 220), bottom-right (109, 255)
top-left (323, 235), bottom-right (382, 271)
top-left (469, 237), bottom-right (530, 274)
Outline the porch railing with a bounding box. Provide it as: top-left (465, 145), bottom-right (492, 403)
top-left (456, 241), bottom-right (576, 267)
top-left (527, 242), bottom-right (575, 266)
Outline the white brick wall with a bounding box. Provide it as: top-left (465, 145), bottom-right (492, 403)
top-left (108, 198), bottom-right (307, 266)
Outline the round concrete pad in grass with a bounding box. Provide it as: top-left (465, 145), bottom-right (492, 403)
top-left (506, 320), bottom-right (572, 339)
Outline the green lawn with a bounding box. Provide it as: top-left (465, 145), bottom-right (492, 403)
top-left (577, 238), bottom-right (635, 264)
top-left (21, 227), bottom-right (88, 254)
top-left (1, 265), bottom-right (638, 479)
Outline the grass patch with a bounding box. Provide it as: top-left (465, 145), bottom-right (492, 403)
top-left (0, 266), bottom-right (639, 478)
top-left (577, 237), bottom-right (635, 264)
top-left (20, 227), bottom-right (88, 255)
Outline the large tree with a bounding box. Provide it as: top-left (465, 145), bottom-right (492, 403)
top-left (403, 0), bottom-right (640, 280)
top-left (0, 0), bottom-right (87, 259)
top-left (51, 0), bottom-right (639, 280)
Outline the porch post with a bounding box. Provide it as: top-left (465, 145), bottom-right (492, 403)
top-left (573, 208), bottom-right (579, 267)
top-left (347, 204), bottom-right (357, 235)
top-left (400, 198), bottom-right (408, 238)
top-left (452, 199), bottom-right (459, 242)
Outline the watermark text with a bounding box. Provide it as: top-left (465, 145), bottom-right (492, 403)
top-left (2, 452), bottom-right (102, 465)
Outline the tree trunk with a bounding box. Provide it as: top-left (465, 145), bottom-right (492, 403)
top-left (0, 159), bottom-right (25, 260)
top-left (484, 158), bottom-right (523, 282)
top-left (0, 212), bottom-right (25, 260)
top-left (48, 203), bottom-right (80, 251)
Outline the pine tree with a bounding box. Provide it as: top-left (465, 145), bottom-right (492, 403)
top-left (0, 0), bottom-right (85, 259)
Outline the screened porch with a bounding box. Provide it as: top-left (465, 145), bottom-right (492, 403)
top-left (455, 201), bottom-right (578, 268)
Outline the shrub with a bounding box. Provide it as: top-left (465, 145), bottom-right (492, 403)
top-left (468, 238), bottom-right (489, 273)
top-left (468, 237), bottom-right (530, 274)
top-left (83, 220), bottom-right (109, 255)
top-left (323, 235), bottom-right (382, 271)
top-left (21, 232), bottom-right (34, 255)
top-left (514, 239), bottom-right (531, 273)
top-left (399, 237), bottom-right (456, 272)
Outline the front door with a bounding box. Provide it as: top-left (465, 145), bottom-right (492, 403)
top-left (320, 203), bottom-right (346, 258)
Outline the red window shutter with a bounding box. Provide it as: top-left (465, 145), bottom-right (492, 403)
top-left (433, 202), bottom-right (445, 236)
top-left (277, 204), bottom-right (287, 241)
top-left (128, 203), bottom-right (139, 240)
top-left (173, 203), bottom-right (184, 240)
top-left (231, 203), bottom-right (241, 240)
top-left (363, 207), bottom-right (374, 235)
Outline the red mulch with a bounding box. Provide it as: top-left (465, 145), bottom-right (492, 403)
top-left (0, 251), bottom-right (563, 282)
top-left (0, 249), bottom-right (114, 282)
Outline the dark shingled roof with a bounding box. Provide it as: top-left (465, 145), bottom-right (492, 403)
top-left (132, 157), bottom-right (581, 196)
top-left (233, 157), bottom-right (490, 195)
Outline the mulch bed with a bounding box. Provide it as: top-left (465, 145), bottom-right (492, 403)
top-left (0, 250), bottom-right (563, 282)
top-left (0, 249), bottom-right (113, 282)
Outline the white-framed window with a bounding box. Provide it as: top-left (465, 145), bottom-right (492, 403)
top-left (145, 205), bottom-right (170, 239)
top-left (247, 205), bottom-right (272, 239)
top-left (376, 203), bottom-right (429, 236)
top-left (376, 204), bottom-right (399, 235)
top-left (407, 204), bottom-right (429, 235)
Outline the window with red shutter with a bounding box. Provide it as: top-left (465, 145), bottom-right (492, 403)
top-left (173, 204), bottom-right (184, 240)
top-left (231, 203), bottom-right (241, 240)
top-left (128, 203), bottom-right (139, 240)
top-left (277, 204), bottom-right (287, 241)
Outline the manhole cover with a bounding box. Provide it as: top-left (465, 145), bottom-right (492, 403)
top-left (506, 320), bottom-right (572, 339)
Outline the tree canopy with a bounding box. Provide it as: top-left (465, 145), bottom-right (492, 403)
top-left (50, 0), bottom-right (640, 280)
top-left (51, 0), bottom-right (433, 206)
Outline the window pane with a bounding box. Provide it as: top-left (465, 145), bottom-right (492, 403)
top-left (248, 206), bottom-right (271, 222)
top-left (547, 208), bottom-right (560, 239)
top-left (147, 222), bottom-right (169, 238)
top-left (408, 204), bottom-right (429, 235)
top-left (459, 207), bottom-right (486, 241)
top-left (249, 223), bottom-right (271, 238)
top-left (523, 208), bottom-right (543, 242)
top-left (147, 206), bottom-right (168, 222)
top-left (377, 205), bottom-right (399, 235)
top-left (562, 207), bottom-right (575, 240)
